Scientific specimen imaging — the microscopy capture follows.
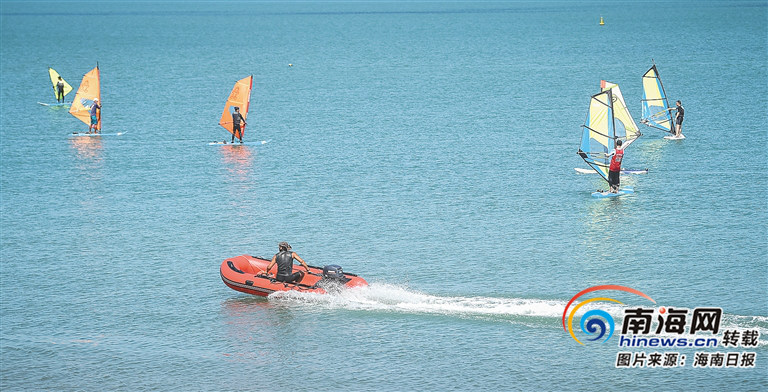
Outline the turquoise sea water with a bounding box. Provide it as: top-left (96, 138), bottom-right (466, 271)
top-left (1, 1), bottom-right (766, 390)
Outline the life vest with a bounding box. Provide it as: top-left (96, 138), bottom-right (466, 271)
top-left (275, 251), bottom-right (294, 277)
top-left (232, 112), bottom-right (244, 127)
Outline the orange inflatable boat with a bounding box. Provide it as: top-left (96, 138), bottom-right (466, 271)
top-left (220, 254), bottom-right (368, 297)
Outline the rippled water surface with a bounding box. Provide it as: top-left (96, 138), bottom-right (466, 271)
top-left (1, 1), bottom-right (766, 390)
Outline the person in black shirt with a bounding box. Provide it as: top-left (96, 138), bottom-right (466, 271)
top-left (231, 107), bottom-right (247, 143)
top-left (264, 242), bottom-right (310, 284)
top-left (667, 100), bottom-right (684, 137)
top-left (56, 76), bottom-right (66, 103)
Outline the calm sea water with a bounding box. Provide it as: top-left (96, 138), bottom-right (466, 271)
top-left (1, 1), bottom-right (766, 390)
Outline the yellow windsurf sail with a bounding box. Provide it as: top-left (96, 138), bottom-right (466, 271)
top-left (601, 80), bottom-right (641, 148)
top-left (219, 75), bottom-right (253, 140)
top-left (48, 68), bottom-right (73, 99)
top-left (69, 66), bottom-right (101, 130)
top-left (578, 90), bottom-right (615, 182)
top-left (641, 64), bottom-right (673, 133)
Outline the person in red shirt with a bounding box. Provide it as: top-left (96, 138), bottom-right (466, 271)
top-left (607, 139), bottom-right (624, 193)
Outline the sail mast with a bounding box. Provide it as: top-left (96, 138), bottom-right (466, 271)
top-left (242, 75), bottom-right (253, 137)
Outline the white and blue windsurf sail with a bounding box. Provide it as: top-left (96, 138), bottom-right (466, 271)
top-left (578, 90), bottom-right (615, 183)
top-left (601, 80), bottom-right (641, 148)
top-left (641, 64), bottom-right (673, 133)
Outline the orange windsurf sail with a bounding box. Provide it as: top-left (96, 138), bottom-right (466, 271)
top-left (218, 75), bottom-right (253, 140)
top-left (69, 65), bottom-right (101, 130)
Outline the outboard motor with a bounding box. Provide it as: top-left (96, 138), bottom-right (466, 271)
top-left (317, 265), bottom-right (350, 292)
top-left (322, 265), bottom-right (346, 280)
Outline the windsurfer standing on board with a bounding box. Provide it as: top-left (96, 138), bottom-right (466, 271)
top-left (264, 242), bottom-right (310, 284)
top-left (88, 98), bottom-right (100, 134)
top-left (231, 106), bottom-right (246, 143)
top-left (606, 139), bottom-right (624, 193)
top-left (56, 76), bottom-right (66, 103)
top-left (666, 100), bottom-right (684, 137)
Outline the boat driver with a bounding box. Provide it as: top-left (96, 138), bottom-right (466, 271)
top-left (264, 242), bottom-right (310, 284)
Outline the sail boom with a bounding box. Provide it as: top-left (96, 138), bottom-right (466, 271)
top-left (583, 126), bottom-right (615, 141)
top-left (641, 122), bottom-right (674, 133)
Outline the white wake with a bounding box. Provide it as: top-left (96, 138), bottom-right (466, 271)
top-left (268, 283), bottom-right (768, 344)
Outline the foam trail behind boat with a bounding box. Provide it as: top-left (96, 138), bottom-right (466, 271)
top-left (270, 283), bottom-right (564, 318)
top-left (269, 283), bottom-right (768, 343)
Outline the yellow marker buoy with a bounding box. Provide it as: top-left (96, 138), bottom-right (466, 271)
top-left (599, 16), bottom-right (605, 26)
